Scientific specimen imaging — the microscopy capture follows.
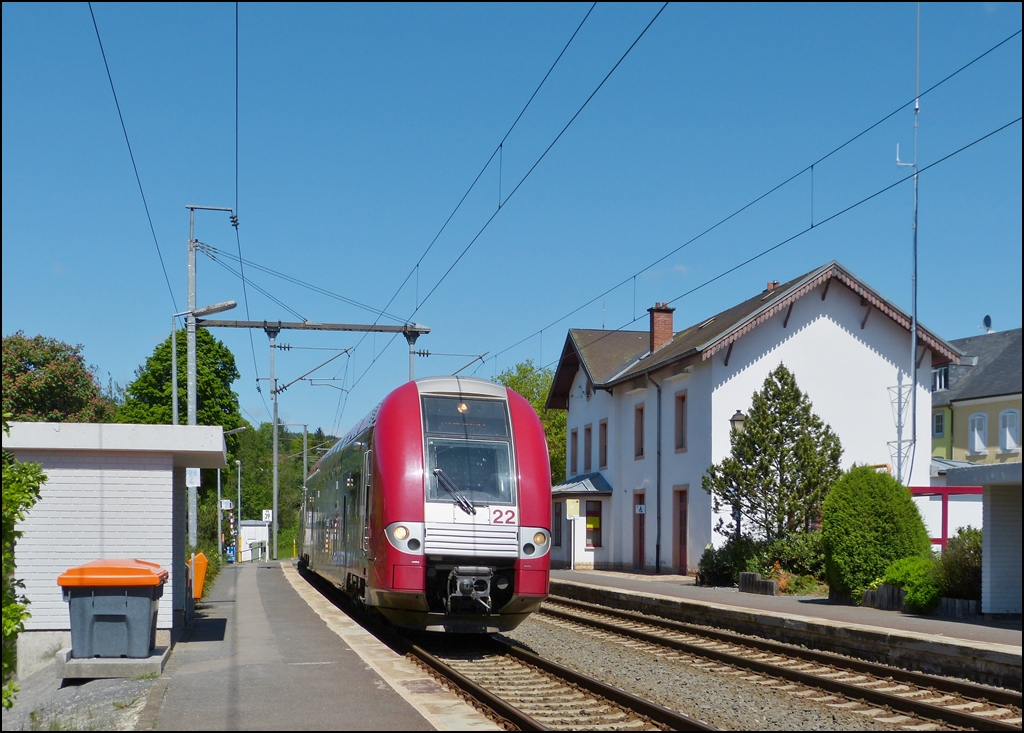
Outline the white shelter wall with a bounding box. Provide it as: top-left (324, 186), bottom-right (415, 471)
top-left (982, 485), bottom-right (1022, 614)
top-left (12, 450), bottom-right (175, 631)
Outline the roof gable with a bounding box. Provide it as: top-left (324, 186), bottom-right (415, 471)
top-left (547, 261), bottom-right (960, 403)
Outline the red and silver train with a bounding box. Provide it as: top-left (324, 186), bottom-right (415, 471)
top-left (299, 376), bottom-right (552, 632)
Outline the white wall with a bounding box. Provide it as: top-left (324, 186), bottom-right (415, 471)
top-left (982, 485), bottom-right (1022, 614)
top-left (913, 494), bottom-right (983, 547)
top-left (709, 280), bottom-right (932, 542)
top-left (13, 450), bottom-right (175, 632)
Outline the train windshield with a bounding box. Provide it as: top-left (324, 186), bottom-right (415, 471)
top-left (422, 396), bottom-right (509, 437)
top-left (426, 438), bottom-right (514, 506)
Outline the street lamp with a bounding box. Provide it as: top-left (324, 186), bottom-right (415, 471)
top-left (729, 410), bottom-right (747, 434)
top-left (171, 301), bottom-right (237, 425)
top-left (172, 300), bottom-right (236, 549)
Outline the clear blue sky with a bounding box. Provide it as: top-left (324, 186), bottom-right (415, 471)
top-left (3, 2), bottom-right (1021, 437)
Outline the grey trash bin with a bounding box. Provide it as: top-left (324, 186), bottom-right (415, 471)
top-left (57, 559), bottom-right (168, 658)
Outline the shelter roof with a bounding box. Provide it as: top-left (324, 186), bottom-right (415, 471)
top-left (551, 472), bottom-right (614, 497)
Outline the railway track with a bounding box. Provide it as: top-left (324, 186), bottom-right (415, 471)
top-left (540, 596), bottom-right (1023, 731)
top-left (298, 566), bottom-right (714, 730)
top-left (405, 635), bottom-right (718, 731)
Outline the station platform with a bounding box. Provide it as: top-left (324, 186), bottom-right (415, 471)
top-left (140, 562), bottom-right (497, 731)
top-left (550, 569), bottom-right (1022, 690)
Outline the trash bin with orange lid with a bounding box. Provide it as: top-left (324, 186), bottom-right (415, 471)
top-left (57, 559), bottom-right (168, 659)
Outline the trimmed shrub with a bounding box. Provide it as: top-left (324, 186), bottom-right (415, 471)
top-left (695, 536), bottom-right (756, 587)
top-left (883, 555), bottom-right (941, 614)
top-left (938, 526), bottom-right (982, 601)
top-left (821, 466), bottom-right (930, 600)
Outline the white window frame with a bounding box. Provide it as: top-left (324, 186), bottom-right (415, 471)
top-left (999, 409), bottom-right (1020, 453)
top-left (968, 413), bottom-right (988, 455)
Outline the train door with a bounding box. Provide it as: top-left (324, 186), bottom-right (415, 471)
top-left (361, 448), bottom-right (373, 556)
top-left (633, 492), bottom-right (646, 570)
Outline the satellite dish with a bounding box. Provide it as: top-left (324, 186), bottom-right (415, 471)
top-left (983, 315), bottom-right (992, 332)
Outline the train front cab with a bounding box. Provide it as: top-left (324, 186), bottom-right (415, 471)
top-left (366, 378), bottom-right (551, 633)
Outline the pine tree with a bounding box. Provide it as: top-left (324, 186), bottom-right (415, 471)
top-left (702, 364), bottom-right (843, 543)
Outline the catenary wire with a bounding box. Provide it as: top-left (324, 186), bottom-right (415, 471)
top-left (332, 3), bottom-right (669, 434)
top-left (199, 243), bottom-right (407, 322)
top-left (231, 1), bottom-right (270, 417)
top-left (87, 2), bottom-right (177, 312)
top-left (520, 116), bottom-right (1023, 373)
top-left (326, 2), bottom-right (601, 433)
top-left (487, 28), bottom-right (1024, 363)
top-left (202, 251), bottom-right (308, 321)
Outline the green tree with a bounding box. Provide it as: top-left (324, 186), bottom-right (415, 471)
top-left (703, 364), bottom-right (843, 543)
top-left (2, 416), bottom-right (47, 708)
top-left (2, 332), bottom-right (113, 422)
top-left (495, 360), bottom-right (566, 484)
top-left (117, 327), bottom-right (244, 434)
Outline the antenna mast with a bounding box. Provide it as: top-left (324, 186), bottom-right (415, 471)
top-left (893, 3), bottom-right (920, 485)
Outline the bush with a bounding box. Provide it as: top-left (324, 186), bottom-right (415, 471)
top-left (3, 419), bottom-right (46, 709)
top-left (883, 555), bottom-right (941, 614)
top-left (695, 536), bottom-right (756, 587)
top-left (821, 466), bottom-right (930, 600)
top-left (749, 532), bottom-right (826, 580)
top-left (938, 526), bottom-right (982, 601)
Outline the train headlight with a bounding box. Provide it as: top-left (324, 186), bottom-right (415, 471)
top-left (533, 532), bottom-right (547, 546)
top-left (393, 525), bottom-right (410, 541)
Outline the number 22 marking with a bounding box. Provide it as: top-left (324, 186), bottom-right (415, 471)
top-left (492, 508), bottom-right (516, 524)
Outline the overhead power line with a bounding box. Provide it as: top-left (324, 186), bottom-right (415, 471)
top-left (199, 242), bottom-right (407, 322)
top-left (523, 115), bottom-right (1022, 372)
top-left (335, 3), bottom-right (670, 431)
top-left (489, 27), bottom-right (1023, 363)
top-left (87, 2), bottom-right (177, 311)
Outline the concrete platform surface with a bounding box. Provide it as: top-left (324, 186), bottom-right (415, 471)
top-left (552, 570), bottom-right (1022, 646)
top-left (141, 562), bottom-right (497, 731)
top-left (56, 645), bottom-right (169, 680)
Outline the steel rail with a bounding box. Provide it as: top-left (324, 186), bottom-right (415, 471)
top-left (493, 637), bottom-right (718, 731)
top-left (547, 596), bottom-right (1022, 706)
top-left (543, 599), bottom-right (1021, 731)
top-left (405, 640), bottom-right (548, 731)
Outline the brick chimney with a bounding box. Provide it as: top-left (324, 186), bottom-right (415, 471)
top-left (648, 302), bottom-right (675, 353)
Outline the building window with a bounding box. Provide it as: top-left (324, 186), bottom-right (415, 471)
top-left (932, 365), bottom-right (948, 392)
top-left (634, 404), bottom-right (645, 459)
top-left (968, 413), bottom-right (988, 455)
top-left (674, 391), bottom-right (688, 452)
top-left (999, 410), bottom-right (1020, 453)
top-left (583, 424), bottom-right (592, 472)
top-left (585, 500), bottom-right (602, 548)
top-left (570, 429), bottom-right (578, 475)
top-left (552, 502), bottom-right (562, 547)
top-left (599, 420), bottom-right (608, 470)
top-left (932, 412), bottom-right (944, 437)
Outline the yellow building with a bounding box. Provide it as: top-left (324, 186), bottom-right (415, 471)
top-left (932, 328), bottom-right (1022, 465)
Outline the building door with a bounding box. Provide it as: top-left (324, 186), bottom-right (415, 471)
top-left (676, 489), bottom-right (688, 573)
top-left (633, 492), bottom-right (646, 570)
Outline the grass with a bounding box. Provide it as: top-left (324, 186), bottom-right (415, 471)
top-left (131, 672), bottom-right (159, 681)
top-left (111, 698), bottom-right (138, 710)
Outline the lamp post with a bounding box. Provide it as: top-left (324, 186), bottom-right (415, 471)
top-left (219, 426), bottom-right (248, 560)
top-left (172, 300), bottom-right (237, 548)
top-left (236, 459), bottom-right (242, 563)
top-left (728, 410), bottom-right (747, 539)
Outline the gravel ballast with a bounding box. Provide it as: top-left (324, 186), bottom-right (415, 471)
top-left (501, 615), bottom-right (904, 731)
